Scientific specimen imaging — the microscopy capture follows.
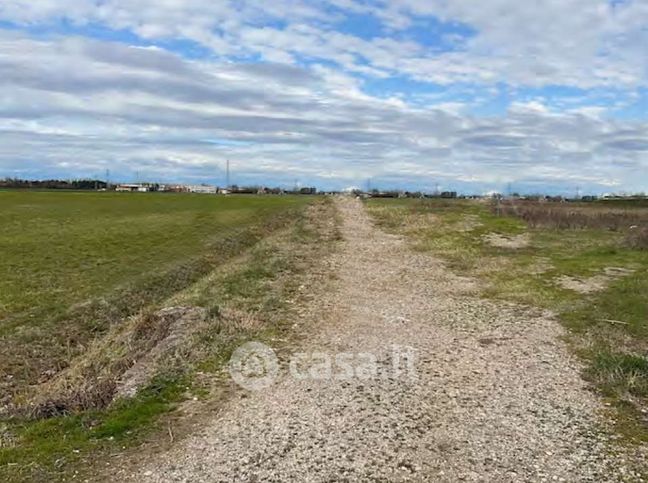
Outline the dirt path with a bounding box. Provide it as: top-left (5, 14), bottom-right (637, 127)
top-left (134, 197), bottom-right (643, 482)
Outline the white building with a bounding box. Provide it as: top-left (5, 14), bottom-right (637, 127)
top-left (116, 184), bottom-right (149, 192)
top-left (187, 184), bottom-right (217, 194)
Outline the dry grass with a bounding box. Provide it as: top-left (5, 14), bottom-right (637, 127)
top-left (625, 227), bottom-right (648, 250)
top-left (27, 304), bottom-right (267, 416)
top-left (20, 306), bottom-right (211, 418)
top-left (0, 424), bottom-right (17, 449)
top-left (495, 200), bottom-right (648, 231)
top-left (495, 200), bottom-right (648, 250)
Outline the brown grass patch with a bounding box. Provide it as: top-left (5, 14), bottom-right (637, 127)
top-left (495, 200), bottom-right (648, 231)
top-left (482, 232), bottom-right (530, 249)
top-left (20, 306), bottom-right (209, 418)
top-left (625, 227), bottom-right (648, 250)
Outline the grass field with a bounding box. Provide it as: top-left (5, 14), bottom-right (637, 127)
top-left (0, 190), bottom-right (337, 481)
top-left (0, 191), bottom-right (308, 330)
top-left (367, 198), bottom-right (648, 442)
top-left (0, 191), bottom-right (310, 409)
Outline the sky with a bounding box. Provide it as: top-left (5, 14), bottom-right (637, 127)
top-left (0, 1), bottom-right (647, 194)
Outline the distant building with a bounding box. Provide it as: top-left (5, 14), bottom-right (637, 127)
top-left (440, 191), bottom-right (457, 199)
top-left (229, 186), bottom-right (258, 194)
top-left (370, 191), bottom-right (399, 198)
top-left (161, 184), bottom-right (188, 193)
top-left (186, 184), bottom-right (217, 194)
top-left (257, 187), bottom-right (284, 195)
top-left (116, 184), bottom-right (149, 192)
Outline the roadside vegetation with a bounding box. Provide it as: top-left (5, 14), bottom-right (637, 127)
top-left (0, 191), bottom-right (338, 481)
top-left (367, 198), bottom-right (648, 443)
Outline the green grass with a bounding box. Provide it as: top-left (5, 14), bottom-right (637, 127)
top-left (0, 191), bottom-right (310, 397)
top-left (367, 197), bottom-right (648, 442)
top-left (0, 374), bottom-right (187, 481)
top-left (0, 191), bottom-right (307, 328)
top-left (0, 195), bottom-right (336, 482)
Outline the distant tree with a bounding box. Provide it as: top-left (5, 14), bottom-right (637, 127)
top-left (0, 178), bottom-right (107, 190)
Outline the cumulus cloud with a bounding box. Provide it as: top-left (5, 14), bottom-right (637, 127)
top-left (0, 31), bottom-right (646, 192)
top-left (0, 2), bottom-right (647, 192)
top-left (2, 0), bottom-right (648, 88)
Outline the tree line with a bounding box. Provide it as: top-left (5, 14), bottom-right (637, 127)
top-left (0, 178), bottom-right (108, 190)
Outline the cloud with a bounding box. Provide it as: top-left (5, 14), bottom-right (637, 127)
top-left (0, 2), bottom-right (647, 193)
top-left (0, 32), bottom-right (646, 192)
top-left (603, 139), bottom-right (648, 152)
top-left (375, 0), bottom-right (648, 87)
top-left (461, 134), bottom-right (526, 149)
top-left (2, 0), bottom-right (648, 88)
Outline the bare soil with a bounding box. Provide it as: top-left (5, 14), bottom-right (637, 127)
top-left (483, 232), bottom-right (530, 249)
top-left (557, 267), bottom-right (636, 294)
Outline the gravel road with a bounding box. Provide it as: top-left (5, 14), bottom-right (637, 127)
top-left (135, 197), bottom-right (645, 482)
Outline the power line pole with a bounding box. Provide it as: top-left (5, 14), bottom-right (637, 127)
top-left (226, 159), bottom-right (230, 188)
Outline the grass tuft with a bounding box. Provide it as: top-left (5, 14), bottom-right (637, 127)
top-left (587, 351), bottom-right (648, 399)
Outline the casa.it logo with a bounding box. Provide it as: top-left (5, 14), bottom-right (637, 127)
top-left (228, 341), bottom-right (280, 391)
top-left (228, 341), bottom-right (417, 391)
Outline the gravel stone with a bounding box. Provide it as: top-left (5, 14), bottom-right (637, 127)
top-left (133, 197), bottom-right (646, 482)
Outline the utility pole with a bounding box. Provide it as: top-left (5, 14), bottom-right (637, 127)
top-left (226, 159), bottom-right (230, 188)
top-left (105, 169), bottom-right (111, 190)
